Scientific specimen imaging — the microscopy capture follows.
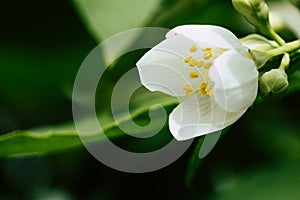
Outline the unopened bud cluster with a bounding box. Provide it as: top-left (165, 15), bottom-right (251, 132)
top-left (232, 0), bottom-right (270, 33)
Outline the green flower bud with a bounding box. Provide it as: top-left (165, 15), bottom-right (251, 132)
top-left (240, 34), bottom-right (278, 69)
top-left (232, 0), bottom-right (270, 33)
top-left (240, 34), bottom-right (278, 51)
top-left (260, 69), bottom-right (289, 98)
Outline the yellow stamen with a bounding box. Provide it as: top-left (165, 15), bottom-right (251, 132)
top-left (200, 82), bottom-right (207, 89)
top-left (189, 71), bottom-right (199, 78)
top-left (207, 89), bottom-right (214, 96)
top-left (196, 61), bottom-right (204, 68)
top-left (199, 82), bottom-right (213, 96)
top-left (186, 89), bottom-right (194, 96)
top-left (183, 84), bottom-right (194, 96)
top-left (200, 88), bottom-right (207, 96)
top-left (184, 56), bottom-right (192, 63)
top-left (202, 47), bottom-right (212, 52)
top-left (203, 62), bottom-right (213, 69)
top-left (199, 82), bottom-right (208, 96)
top-left (183, 84), bottom-right (190, 90)
top-left (188, 58), bottom-right (197, 67)
top-left (203, 51), bottom-right (213, 59)
top-left (189, 45), bottom-right (198, 52)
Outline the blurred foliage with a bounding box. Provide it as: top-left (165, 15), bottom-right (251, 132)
top-left (0, 0), bottom-right (300, 199)
top-left (72, 0), bottom-right (162, 41)
top-left (210, 162), bottom-right (300, 200)
top-left (289, 0), bottom-right (300, 9)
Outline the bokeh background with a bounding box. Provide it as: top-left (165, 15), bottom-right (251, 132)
top-left (1, 0), bottom-right (300, 199)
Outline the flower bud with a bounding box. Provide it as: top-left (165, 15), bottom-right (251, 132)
top-left (260, 69), bottom-right (289, 98)
top-left (232, 0), bottom-right (270, 33)
top-left (240, 34), bottom-right (278, 69)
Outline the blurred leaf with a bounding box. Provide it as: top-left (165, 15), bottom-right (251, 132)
top-left (0, 35), bottom-right (95, 130)
top-left (245, 95), bottom-right (300, 161)
top-left (289, 0), bottom-right (300, 10)
top-left (288, 71), bottom-right (300, 93)
top-left (0, 91), bottom-right (177, 157)
top-left (0, 129), bottom-right (80, 158)
top-left (72, 0), bottom-right (161, 41)
top-left (150, 0), bottom-right (253, 39)
top-left (210, 163), bottom-right (300, 200)
top-left (72, 0), bottom-right (162, 66)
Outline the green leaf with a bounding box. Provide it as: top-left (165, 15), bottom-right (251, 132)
top-left (210, 162), bottom-right (300, 200)
top-left (0, 129), bottom-right (80, 158)
top-left (72, 0), bottom-right (161, 42)
top-left (0, 91), bottom-right (177, 157)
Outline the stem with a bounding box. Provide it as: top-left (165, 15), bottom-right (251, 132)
top-left (267, 27), bottom-right (285, 46)
top-left (185, 137), bottom-right (204, 189)
top-left (279, 53), bottom-right (290, 71)
top-left (267, 40), bottom-right (300, 57)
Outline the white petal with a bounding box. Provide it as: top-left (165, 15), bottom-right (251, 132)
top-left (166, 25), bottom-right (246, 51)
top-left (210, 50), bottom-right (258, 112)
top-left (137, 34), bottom-right (206, 96)
top-left (169, 94), bottom-right (247, 141)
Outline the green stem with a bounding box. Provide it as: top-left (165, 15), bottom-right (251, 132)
top-left (268, 28), bottom-right (285, 46)
top-left (267, 40), bottom-right (300, 57)
top-left (185, 137), bottom-right (205, 189)
top-left (279, 53), bottom-right (290, 71)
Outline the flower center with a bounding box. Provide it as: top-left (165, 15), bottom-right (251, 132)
top-left (182, 44), bottom-right (225, 97)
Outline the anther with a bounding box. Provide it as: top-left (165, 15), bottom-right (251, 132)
top-left (199, 82), bottom-right (208, 96)
top-left (188, 58), bottom-right (197, 67)
top-left (196, 61), bottom-right (204, 68)
top-left (203, 63), bottom-right (213, 69)
top-left (189, 71), bottom-right (199, 78)
top-left (203, 51), bottom-right (213, 59)
top-left (189, 45), bottom-right (198, 52)
top-left (184, 56), bottom-right (192, 63)
top-left (183, 84), bottom-right (190, 90)
top-left (200, 82), bottom-right (207, 89)
top-left (202, 47), bottom-right (212, 52)
top-left (199, 82), bottom-right (213, 96)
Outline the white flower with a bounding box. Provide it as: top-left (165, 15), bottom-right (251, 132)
top-left (136, 25), bottom-right (258, 141)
